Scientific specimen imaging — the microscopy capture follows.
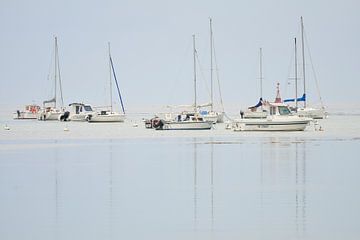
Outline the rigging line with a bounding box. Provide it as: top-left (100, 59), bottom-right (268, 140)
top-left (212, 37), bottom-right (225, 112)
top-left (46, 44), bottom-right (55, 99)
top-left (304, 29), bottom-right (324, 108)
top-left (285, 25), bottom-right (303, 99)
top-left (110, 56), bottom-right (126, 114)
top-left (195, 51), bottom-right (212, 101)
top-left (285, 42), bottom-right (296, 99)
top-left (169, 38), bottom-right (193, 105)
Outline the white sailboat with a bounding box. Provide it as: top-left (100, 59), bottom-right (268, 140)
top-left (38, 37), bottom-right (65, 121)
top-left (284, 17), bottom-right (327, 119)
top-left (87, 43), bottom-right (126, 123)
top-left (243, 47), bottom-right (268, 119)
top-left (233, 83), bottom-right (311, 131)
top-left (158, 35), bottom-right (212, 130)
top-left (200, 18), bottom-right (225, 123)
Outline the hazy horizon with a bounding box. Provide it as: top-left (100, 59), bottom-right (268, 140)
top-left (1, 0), bottom-right (359, 114)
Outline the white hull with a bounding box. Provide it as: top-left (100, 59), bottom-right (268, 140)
top-left (232, 116), bottom-right (311, 131)
top-left (296, 107), bottom-right (326, 119)
top-left (163, 121), bottom-right (212, 130)
top-left (202, 112), bottom-right (224, 123)
top-left (13, 112), bottom-right (37, 119)
top-left (70, 113), bottom-right (90, 122)
top-left (38, 111), bottom-right (63, 121)
top-left (202, 115), bottom-right (218, 124)
top-left (88, 113), bottom-right (125, 122)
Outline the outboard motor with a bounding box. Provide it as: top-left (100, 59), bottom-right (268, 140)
top-left (59, 111), bottom-right (70, 121)
top-left (153, 118), bottom-right (165, 130)
top-left (86, 114), bottom-right (92, 121)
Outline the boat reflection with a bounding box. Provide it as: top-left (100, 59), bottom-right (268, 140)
top-left (192, 138), bottom-right (215, 231)
top-left (260, 137), bottom-right (307, 237)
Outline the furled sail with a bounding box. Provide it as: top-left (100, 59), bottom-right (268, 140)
top-left (284, 93), bottom-right (306, 103)
top-left (248, 98), bottom-right (263, 109)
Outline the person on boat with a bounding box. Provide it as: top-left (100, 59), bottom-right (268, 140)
top-left (240, 110), bottom-right (244, 119)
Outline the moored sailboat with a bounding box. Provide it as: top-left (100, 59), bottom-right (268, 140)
top-left (156, 35), bottom-right (212, 130)
top-left (284, 17), bottom-right (327, 119)
top-left (243, 47), bottom-right (268, 119)
top-left (200, 18), bottom-right (225, 123)
top-left (38, 37), bottom-right (65, 121)
top-left (87, 43), bottom-right (126, 123)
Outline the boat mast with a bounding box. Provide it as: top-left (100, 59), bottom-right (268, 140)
top-left (54, 37), bottom-right (57, 109)
top-left (108, 42), bottom-right (113, 113)
top-left (294, 37), bottom-right (298, 109)
top-left (259, 47), bottom-right (263, 99)
top-left (56, 37), bottom-right (64, 109)
top-left (210, 18), bottom-right (214, 112)
top-left (301, 16), bottom-right (306, 108)
top-left (193, 34), bottom-right (197, 111)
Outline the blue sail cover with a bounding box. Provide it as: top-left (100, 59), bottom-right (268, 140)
top-left (284, 93), bottom-right (306, 103)
top-left (248, 98), bottom-right (263, 109)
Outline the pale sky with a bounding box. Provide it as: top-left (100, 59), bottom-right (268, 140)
top-left (1, 0), bottom-right (359, 113)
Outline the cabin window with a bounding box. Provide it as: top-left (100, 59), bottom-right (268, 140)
top-left (278, 106), bottom-right (291, 115)
top-left (75, 106), bottom-right (80, 114)
top-left (84, 105), bottom-right (93, 112)
top-left (270, 107), bottom-right (276, 115)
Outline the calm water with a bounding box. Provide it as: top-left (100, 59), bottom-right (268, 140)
top-left (1, 116), bottom-right (360, 239)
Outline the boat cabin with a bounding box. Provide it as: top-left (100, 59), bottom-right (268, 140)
top-left (68, 103), bottom-right (93, 114)
top-left (177, 112), bottom-right (205, 122)
top-left (266, 103), bottom-right (292, 116)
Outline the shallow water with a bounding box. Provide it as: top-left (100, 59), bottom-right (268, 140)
top-left (0, 116), bottom-right (360, 240)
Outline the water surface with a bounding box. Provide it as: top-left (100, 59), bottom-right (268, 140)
top-left (0, 116), bottom-right (360, 240)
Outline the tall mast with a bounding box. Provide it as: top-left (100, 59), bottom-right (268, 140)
top-left (108, 42), bottom-right (113, 112)
top-left (54, 37), bottom-right (57, 109)
top-left (193, 35), bottom-right (197, 111)
top-left (301, 16), bottom-right (306, 108)
top-left (294, 37), bottom-right (298, 109)
top-left (209, 18), bottom-right (214, 112)
top-left (259, 47), bottom-right (263, 99)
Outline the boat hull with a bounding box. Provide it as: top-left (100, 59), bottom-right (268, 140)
top-left (296, 107), bottom-right (327, 119)
top-left (88, 113), bottom-right (125, 122)
top-left (202, 112), bottom-right (224, 123)
top-left (162, 121), bottom-right (212, 130)
top-left (69, 113), bottom-right (90, 122)
top-left (13, 112), bottom-right (37, 119)
top-left (233, 117), bottom-right (311, 131)
top-left (37, 111), bottom-right (63, 121)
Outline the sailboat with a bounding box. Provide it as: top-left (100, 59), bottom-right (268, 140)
top-left (38, 37), bottom-right (65, 121)
top-left (243, 48), bottom-right (268, 119)
top-left (284, 17), bottom-right (327, 119)
top-left (200, 18), bottom-right (225, 123)
top-left (87, 43), bottom-right (126, 123)
top-left (156, 35), bottom-right (212, 130)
